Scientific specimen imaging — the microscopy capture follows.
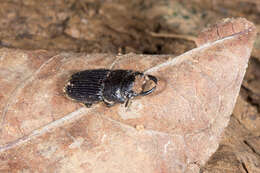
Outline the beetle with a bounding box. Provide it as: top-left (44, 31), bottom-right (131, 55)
top-left (64, 69), bottom-right (157, 108)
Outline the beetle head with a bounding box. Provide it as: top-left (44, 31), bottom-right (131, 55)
top-left (124, 72), bottom-right (157, 99)
top-left (121, 72), bottom-right (157, 107)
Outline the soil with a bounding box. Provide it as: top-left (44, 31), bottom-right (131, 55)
top-left (0, 0), bottom-right (259, 172)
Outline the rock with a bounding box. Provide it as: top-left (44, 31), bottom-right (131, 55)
top-left (0, 18), bottom-right (256, 172)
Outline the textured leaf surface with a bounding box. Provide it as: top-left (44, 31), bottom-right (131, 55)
top-left (0, 18), bottom-right (256, 173)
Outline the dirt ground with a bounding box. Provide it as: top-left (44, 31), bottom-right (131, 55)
top-left (0, 0), bottom-right (259, 172)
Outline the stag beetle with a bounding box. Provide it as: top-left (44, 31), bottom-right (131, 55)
top-left (64, 69), bottom-right (157, 107)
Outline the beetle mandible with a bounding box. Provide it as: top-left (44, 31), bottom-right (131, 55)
top-left (64, 69), bottom-right (157, 107)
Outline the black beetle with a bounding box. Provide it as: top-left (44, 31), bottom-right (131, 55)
top-left (64, 69), bottom-right (157, 107)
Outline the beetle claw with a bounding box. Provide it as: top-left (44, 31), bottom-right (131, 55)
top-left (138, 75), bottom-right (157, 96)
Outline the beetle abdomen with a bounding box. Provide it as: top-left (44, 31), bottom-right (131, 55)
top-left (64, 69), bottom-right (110, 102)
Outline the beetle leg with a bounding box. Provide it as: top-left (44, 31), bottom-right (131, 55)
top-left (104, 100), bottom-right (116, 107)
top-left (84, 103), bottom-right (93, 108)
top-left (125, 98), bottom-right (132, 108)
top-left (109, 56), bottom-right (123, 70)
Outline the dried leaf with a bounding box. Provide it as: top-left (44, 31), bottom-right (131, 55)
top-left (0, 18), bottom-right (256, 172)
